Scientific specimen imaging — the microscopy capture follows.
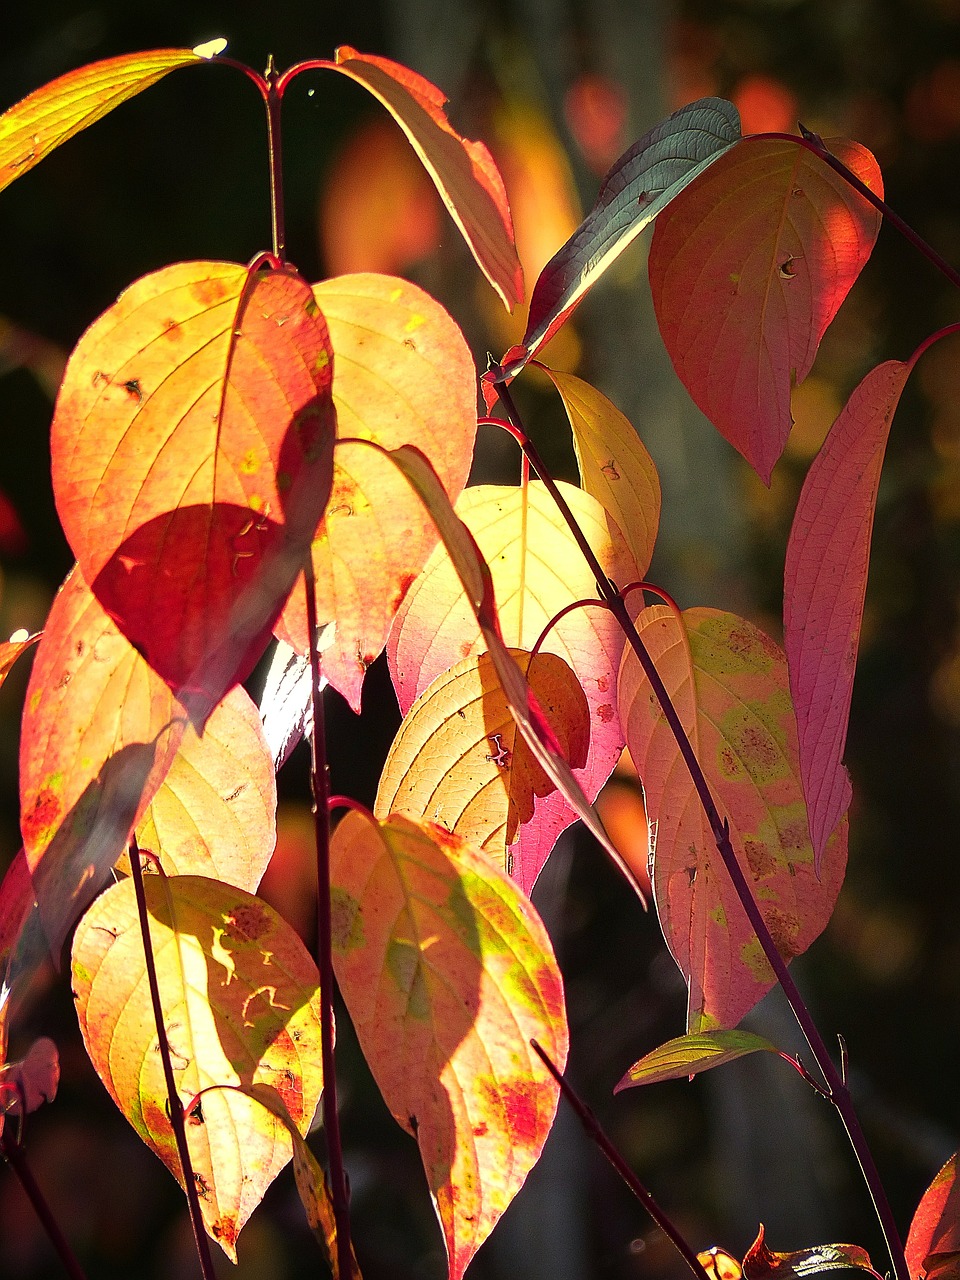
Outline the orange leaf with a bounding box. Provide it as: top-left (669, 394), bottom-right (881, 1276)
top-left (649, 137), bottom-right (882, 482)
top-left (20, 567), bottom-right (185, 955)
top-left (376, 648), bottom-right (589, 865)
top-left (330, 810), bottom-right (566, 1279)
top-left (325, 48), bottom-right (523, 310)
top-left (618, 607), bottom-right (846, 1030)
top-left (907, 1153), bottom-right (960, 1280)
top-left (275, 273), bottom-right (476, 709)
top-left (743, 1225), bottom-right (879, 1280)
top-left (71, 875), bottom-right (324, 1262)
top-left (0, 47), bottom-right (217, 193)
top-left (0, 632), bottom-right (39, 691)
top-left (51, 259), bottom-right (335, 721)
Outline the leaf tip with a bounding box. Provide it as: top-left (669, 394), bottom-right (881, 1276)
top-left (192, 37), bottom-right (228, 59)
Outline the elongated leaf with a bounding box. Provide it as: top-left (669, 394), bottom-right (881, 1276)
top-left (0, 48), bottom-right (217, 194)
top-left (329, 810), bottom-right (566, 1280)
top-left (388, 480), bottom-right (638, 891)
top-left (784, 357), bottom-right (916, 870)
top-left (539, 367), bottom-right (661, 575)
top-left (649, 136), bottom-right (882, 482)
top-left (324, 49), bottom-right (522, 310)
top-left (376, 649), bottom-right (589, 862)
top-left (72, 875), bottom-right (324, 1261)
top-left (743, 1225), bottom-right (879, 1280)
top-left (275, 274), bottom-right (476, 709)
top-left (618, 607), bottom-right (846, 1030)
top-left (508, 98), bottom-right (741, 370)
top-left (615, 1029), bottom-right (777, 1090)
top-left (20, 567), bottom-right (185, 954)
top-left (51, 260), bottom-right (335, 721)
top-left (906, 1154), bottom-right (960, 1280)
top-left (135, 686), bottom-right (276, 889)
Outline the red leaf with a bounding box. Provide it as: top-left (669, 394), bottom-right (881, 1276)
top-left (907, 1153), bottom-right (960, 1280)
top-left (649, 136), bottom-right (882, 482)
top-left (743, 1225), bottom-right (879, 1280)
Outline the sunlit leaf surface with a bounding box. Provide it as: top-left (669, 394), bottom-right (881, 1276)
top-left (743, 1225), bottom-right (878, 1280)
top-left (615, 1028), bottom-right (776, 1090)
top-left (906, 1153), bottom-right (960, 1280)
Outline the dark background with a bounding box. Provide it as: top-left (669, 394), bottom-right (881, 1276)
top-left (2, 1), bottom-right (960, 1277)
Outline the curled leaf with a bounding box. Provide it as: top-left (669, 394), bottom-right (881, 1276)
top-left (743, 1225), bottom-right (880, 1280)
top-left (615, 1029), bottom-right (777, 1091)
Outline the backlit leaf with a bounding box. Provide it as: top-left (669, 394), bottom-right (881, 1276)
top-left (0, 633), bottom-right (38, 691)
top-left (135, 686), bottom-right (276, 890)
top-left (539, 367), bottom-right (661, 575)
top-left (324, 49), bottom-right (522, 310)
top-left (51, 260), bottom-right (335, 721)
top-left (376, 648), bottom-right (589, 860)
top-left (743, 1225), bottom-right (879, 1280)
top-left (329, 810), bottom-right (566, 1280)
top-left (276, 274), bottom-right (476, 710)
top-left (618, 607), bottom-right (846, 1030)
top-left (510, 97), bottom-right (741, 370)
top-left (699, 1248), bottom-right (744, 1280)
top-left (259, 634), bottom-right (330, 770)
top-left (615, 1028), bottom-right (776, 1090)
top-left (72, 875), bottom-right (324, 1261)
top-left (649, 136), bottom-right (882, 482)
top-left (906, 1153), bottom-right (960, 1280)
top-left (0, 49), bottom-right (209, 193)
top-left (20, 567), bottom-right (185, 955)
top-left (389, 481), bottom-right (637, 890)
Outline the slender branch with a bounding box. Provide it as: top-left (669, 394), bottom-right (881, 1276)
top-left (0, 1129), bottom-right (88, 1280)
top-left (127, 839), bottom-right (217, 1280)
top-left (263, 56), bottom-right (287, 262)
top-left (303, 557), bottom-right (354, 1279)
top-left (531, 1041), bottom-right (710, 1280)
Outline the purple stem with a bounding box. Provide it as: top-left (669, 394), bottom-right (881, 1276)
top-left (0, 1129), bottom-right (88, 1280)
top-left (263, 57), bottom-right (287, 263)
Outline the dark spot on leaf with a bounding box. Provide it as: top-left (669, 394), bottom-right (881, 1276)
top-left (597, 703), bottom-right (614, 723)
top-left (597, 675), bottom-right (609, 693)
top-left (779, 257), bottom-right (797, 280)
top-left (745, 839), bottom-right (776, 879)
top-left (224, 903), bottom-right (268, 940)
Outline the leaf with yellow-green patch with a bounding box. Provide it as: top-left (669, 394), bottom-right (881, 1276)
top-left (743, 1225), bottom-right (880, 1280)
top-left (330, 809), bottom-right (567, 1280)
top-left (618, 606), bottom-right (846, 1031)
top-left (71, 875), bottom-right (324, 1261)
top-left (615, 1029), bottom-right (777, 1090)
top-left (376, 648), bottom-right (588, 866)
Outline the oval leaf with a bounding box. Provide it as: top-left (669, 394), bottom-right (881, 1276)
top-left (618, 606), bottom-right (846, 1030)
top-left (649, 136), bottom-right (883, 482)
top-left (329, 810), bottom-right (567, 1280)
top-left (71, 875), bottom-right (324, 1261)
top-left (744, 1225), bottom-right (879, 1280)
top-left (615, 1029), bottom-right (777, 1091)
top-left (324, 49), bottom-right (522, 310)
top-left (51, 259), bottom-right (336, 720)
top-left (906, 1153), bottom-right (960, 1280)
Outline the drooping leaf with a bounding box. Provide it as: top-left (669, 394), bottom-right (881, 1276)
top-left (0, 1037), bottom-right (59, 1118)
top-left (538, 367), bottom-right (661, 575)
top-left (906, 1153), bottom-right (960, 1280)
top-left (743, 1225), bottom-right (880, 1280)
top-left (648, 136), bottom-right (882, 482)
top-left (0, 632), bottom-right (39, 691)
top-left (615, 1029), bottom-right (777, 1090)
top-left (71, 874), bottom-right (324, 1261)
top-left (0, 48), bottom-right (218, 194)
top-left (376, 648), bottom-right (589, 864)
top-left (329, 809), bottom-right (567, 1280)
top-left (699, 1248), bottom-right (744, 1280)
top-left (259, 634), bottom-right (331, 770)
top-left (275, 273), bottom-right (477, 710)
top-left (389, 480), bottom-right (637, 891)
top-left (507, 97), bottom-right (741, 371)
top-left (618, 606), bottom-right (846, 1030)
top-left (323, 49), bottom-right (523, 310)
top-left (20, 566), bottom-right (185, 955)
top-left (135, 685), bottom-right (276, 890)
top-left (51, 259), bottom-right (335, 721)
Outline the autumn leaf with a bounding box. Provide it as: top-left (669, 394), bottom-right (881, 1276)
top-left (72, 875), bottom-right (324, 1261)
top-left (389, 480), bottom-right (637, 891)
top-left (743, 1225), bottom-right (880, 1280)
top-left (20, 567), bottom-right (185, 955)
top-left (329, 810), bottom-right (567, 1280)
top-left (376, 648), bottom-right (589, 863)
top-left (275, 273), bottom-right (476, 710)
top-left (906, 1153), bottom-right (960, 1280)
top-left (135, 685), bottom-right (277, 890)
top-left (618, 606), bottom-right (846, 1030)
top-left (615, 1029), bottom-right (777, 1090)
top-left (51, 259), bottom-right (335, 721)
top-left (322, 48), bottom-right (522, 310)
top-left (649, 136), bottom-right (882, 482)
top-left (0, 47), bottom-right (219, 194)
top-left (0, 632), bottom-right (39, 692)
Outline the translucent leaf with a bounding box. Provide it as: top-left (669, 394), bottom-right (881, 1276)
top-left (275, 274), bottom-right (477, 710)
top-left (329, 810), bottom-right (567, 1279)
top-left (618, 606), bottom-right (846, 1030)
top-left (51, 260), bottom-right (335, 722)
top-left (0, 633), bottom-right (38, 689)
top-left (376, 648), bottom-right (589, 861)
top-left (0, 1036), bottom-right (59, 1119)
top-left (906, 1153), bottom-right (960, 1280)
top-left (71, 875), bottom-right (324, 1261)
top-left (259, 635), bottom-right (330, 770)
top-left (700, 1247), bottom-right (744, 1280)
top-left (743, 1225), bottom-right (879, 1280)
top-left (0, 49), bottom-right (208, 193)
top-left (615, 1029), bottom-right (776, 1090)
top-left (649, 136), bottom-right (882, 482)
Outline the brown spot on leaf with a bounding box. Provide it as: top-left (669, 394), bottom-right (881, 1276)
top-left (23, 788), bottom-right (61, 847)
top-left (745, 839), bottom-right (776, 879)
top-left (597, 703), bottom-right (614, 723)
top-left (764, 907), bottom-right (800, 957)
top-left (224, 903), bottom-right (268, 940)
top-left (597, 675), bottom-right (609, 693)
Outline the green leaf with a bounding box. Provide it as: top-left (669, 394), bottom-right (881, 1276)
top-left (615, 1029), bottom-right (777, 1090)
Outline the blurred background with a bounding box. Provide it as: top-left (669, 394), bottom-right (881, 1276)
top-left (2, 0), bottom-right (960, 1276)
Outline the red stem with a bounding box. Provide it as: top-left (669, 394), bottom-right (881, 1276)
top-left (0, 1129), bottom-right (88, 1280)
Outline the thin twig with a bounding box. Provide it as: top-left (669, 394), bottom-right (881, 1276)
top-left (0, 1129), bottom-right (88, 1280)
top-left (263, 57), bottom-right (287, 263)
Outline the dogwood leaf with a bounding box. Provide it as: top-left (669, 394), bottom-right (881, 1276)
top-left (906, 1153), bottom-right (960, 1280)
top-left (615, 1029), bottom-right (777, 1090)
